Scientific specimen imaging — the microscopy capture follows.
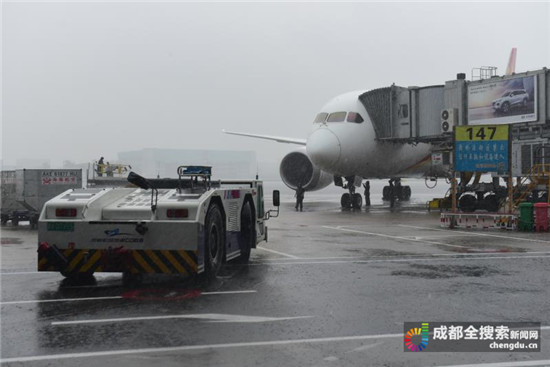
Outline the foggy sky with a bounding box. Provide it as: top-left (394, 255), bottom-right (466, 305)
top-left (2, 1), bottom-right (549, 168)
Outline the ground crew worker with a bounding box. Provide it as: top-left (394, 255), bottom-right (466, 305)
top-left (363, 181), bottom-right (371, 206)
top-left (389, 179), bottom-right (395, 208)
top-left (295, 185), bottom-right (305, 212)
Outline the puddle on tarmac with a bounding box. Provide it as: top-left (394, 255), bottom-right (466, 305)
top-left (363, 249), bottom-right (416, 257)
top-left (391, 264), bottom-right (506, 279)
top-left (440, 244), bottom-right (527, 253)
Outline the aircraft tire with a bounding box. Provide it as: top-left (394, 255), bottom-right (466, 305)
top-left (459, 194), bottom-right (477, 213)
top-left (382, 186), bottom-right (390, 201)
top-left (352, 193), bottom-right (362, 209)
top-left (341, 193), bottom-right (352, 208)
top-left (484, 194), bottom-right (499, 213)
top-left (403, 186), bottom-right (411, 201)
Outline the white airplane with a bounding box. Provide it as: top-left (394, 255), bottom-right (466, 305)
top-left (225, 50), bottom-right (517, 208)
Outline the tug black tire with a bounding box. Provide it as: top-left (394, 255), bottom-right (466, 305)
top-left (238, 201), bottom-right (255, 263)
top-left (204, 204), bottom-right (225, 277)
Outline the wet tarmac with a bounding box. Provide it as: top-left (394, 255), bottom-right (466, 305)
top-left (1, 196), bottom-right (550, 367)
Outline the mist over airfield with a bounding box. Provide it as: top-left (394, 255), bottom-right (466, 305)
top-left (2, 1), bottom-right (549, 170)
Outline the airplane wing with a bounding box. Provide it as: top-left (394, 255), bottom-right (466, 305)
top-left (222, 130), bottom-right (307, 146)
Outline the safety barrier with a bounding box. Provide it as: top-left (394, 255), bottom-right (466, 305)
top-left (440, 213), bottom-right (517, 230)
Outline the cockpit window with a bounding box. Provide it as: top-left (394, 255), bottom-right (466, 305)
top-left (346, 112), bottom-right (364, 123)
top-left (327, 111), bottom-right (347, 122)
top-left (313, 113), bottom-right (328, 123)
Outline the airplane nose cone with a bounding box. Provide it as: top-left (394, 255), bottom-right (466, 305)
top-left (306, 128), bottom-right (341, 170)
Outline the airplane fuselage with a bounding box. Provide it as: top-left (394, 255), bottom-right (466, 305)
top-left (306, 91), bottom-right (432, 180)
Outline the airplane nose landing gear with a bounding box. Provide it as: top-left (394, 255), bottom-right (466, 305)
top-left (340, 176), bottom-right (363, 209)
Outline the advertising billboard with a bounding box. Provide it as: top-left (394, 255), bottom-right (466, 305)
top-left (468, 75), bottom-right (537, 125)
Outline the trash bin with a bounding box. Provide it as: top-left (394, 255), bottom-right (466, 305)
top-left (534, 202), bottom-right (549, 232)
top-left (518, 202), bottom-right (534, 232)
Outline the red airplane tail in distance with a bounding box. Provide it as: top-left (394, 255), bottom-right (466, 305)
top-left (505, 47), bottom-right (517, 76)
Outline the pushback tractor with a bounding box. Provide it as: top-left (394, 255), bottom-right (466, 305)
top-left (38, 166), bottom-right (280, 282)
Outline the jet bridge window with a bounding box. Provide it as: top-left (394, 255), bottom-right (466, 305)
top-left (313, 113), bottom-right (328, 123)
top-left (327, 111), bottom-right (347, 122)
top-left (398, 104), bottom-right (408, 119)
top-left (346, 112), bottom-right (364, 123)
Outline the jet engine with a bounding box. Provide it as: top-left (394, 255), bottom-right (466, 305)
top-left (279, 149), bottom-right (333, 191)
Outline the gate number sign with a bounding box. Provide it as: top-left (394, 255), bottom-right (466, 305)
top-left (454, 125), bottom-right (509, 173)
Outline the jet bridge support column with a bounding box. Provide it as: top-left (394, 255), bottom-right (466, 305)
top-left (451, 173), bottom-right (458, 213)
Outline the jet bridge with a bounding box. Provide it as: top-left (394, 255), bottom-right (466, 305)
top-left (359, 84), bottom-right (447, 143)
top-left (360, 68), bottom-right (550, 144)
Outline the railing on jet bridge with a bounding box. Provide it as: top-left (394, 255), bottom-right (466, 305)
top-left (471, 66), bottom-right (498, 81)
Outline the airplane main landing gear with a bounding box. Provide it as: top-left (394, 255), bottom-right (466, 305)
top-left (382, 179), bottom-right (411, 205)
top-left (340, 176), bottom-right (362, 209)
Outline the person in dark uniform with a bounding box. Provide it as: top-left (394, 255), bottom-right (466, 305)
top-left (389, 179), bottom-right (395, 208)
top-left (363, 180), bottom-right (371, 206)
top-left (295, 185), bottom-right (305, 212)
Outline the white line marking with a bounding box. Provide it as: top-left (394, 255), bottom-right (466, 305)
top-left (260, 256), bottom-right (359, 261)
top-left (435, 360), bottom-right (550, 367)
top-left (256, 246), bottom-right (300, 259)
top-left (399, 224), bottom-right (550, 244)
top-left (0, 296), bottom-right (123, 305)
top-left (201, 290), bottom-right (256, 296)
top-left (429, 251), bottom-right (550, 256)
top-left (51, 313), bottom-right (313, 326)
top-left (323, 225), bottom-right (469, 249)
top-left (0, 272), bottom-right (123, 276)
top-left (252, 252), bottom-right (550, 263)
top-left (0, 333), bottom-right (402, 363)
top-left (0, 290), bottom-right (256, 306)
top-left (249, 255), bottom-right (550, 266)
top-left (0, 271), bottom-right (50, 275)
